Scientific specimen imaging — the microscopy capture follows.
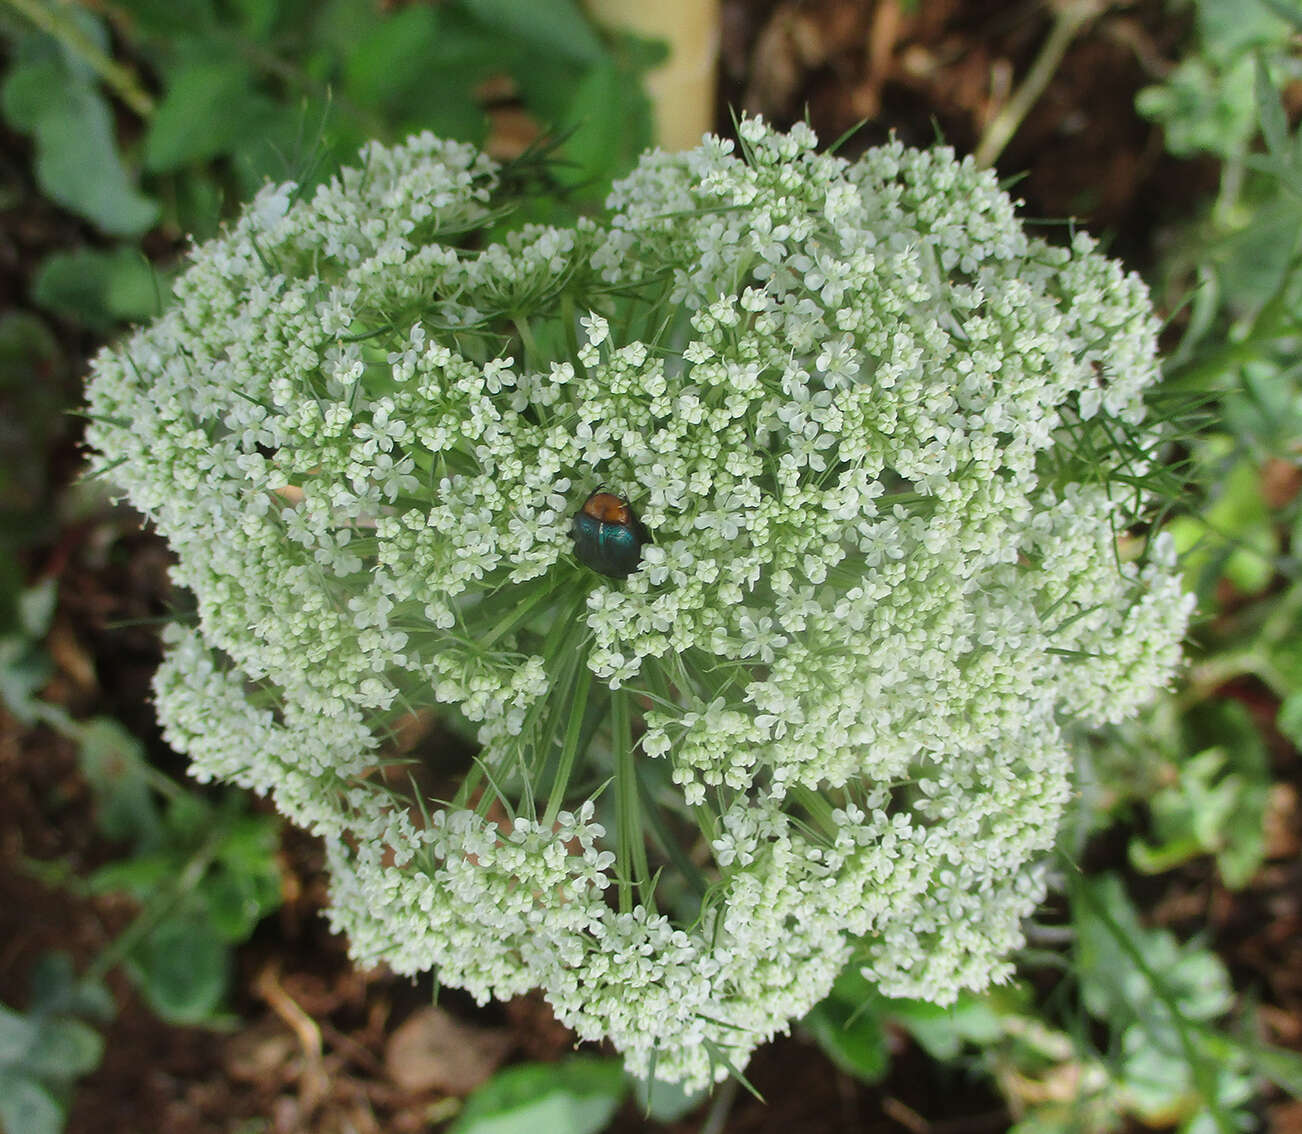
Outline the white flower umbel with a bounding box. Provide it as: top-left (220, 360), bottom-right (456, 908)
top-left (86, 121), bottom-right (1193, 1088)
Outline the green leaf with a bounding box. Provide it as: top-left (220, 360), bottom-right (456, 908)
top-left (109, 0), bottom-right (218, 38)
top-left (448, 1056), bottom-right (627, 1134)
top-left (27, 954), bottom-right (113, 1023)
top-left (1278, 691), bottom-right (1302, 747)
top-left (78, 718), bottom-right (161, 847)
top-left (2, 55), bottom-right (157, 236)
top-left (553, 58), bottom-right (653, 197)
top-left (22, 1018), bottom-right (104, 1081)
top-left (1196, 0), bottom-right (1291, 61)
top-left (0, 1071), bottom-right (64, 1134)
top-left (889, 993), bottom-right (1006, 1062)
top-left (32, 247), bottom-right (168, 331)
top-left (0, 1005), bottom-right (40, 1065)
top-left (457, 0), bottom-right (605, 65)
top-left (801, 967), bottom-right (889, 1082)
top-left (143, 60), bottom-right (265, 172)
top-left (1233, 1036), bottom-right (1302, 1094)
top-left (202, 816), bottom-right (283, 942)
top-left (1254, 58), bottom-right (1291, 162)
top-left (340, 5), bottom-right (495, 142)
top-left (126, 913), bottom-right (229, 1025)
top-left (1255, 0), bottom-right (1302, 29)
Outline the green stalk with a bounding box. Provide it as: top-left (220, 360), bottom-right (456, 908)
top-left (611, 687), bottom-right (649, 913)
top-left (541, 659), bottom-right (594, 827)
top-left (6, 0), bottom-right (155, 116)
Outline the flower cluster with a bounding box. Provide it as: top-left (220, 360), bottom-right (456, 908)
top-left (85, 119), bottom-right (1193, 1088)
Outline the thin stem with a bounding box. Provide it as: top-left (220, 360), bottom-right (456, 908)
top-left (5, 0), bottom-right (155, 117)
top-left (541, 657), bottom-right (593, 827)
top-left (611, 687), bottom-right (649, 914)
top-left (974, 1), bottom-right (1102, 169)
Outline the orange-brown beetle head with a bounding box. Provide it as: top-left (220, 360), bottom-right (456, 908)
top-left (582, 491), bottom-right (631, 526)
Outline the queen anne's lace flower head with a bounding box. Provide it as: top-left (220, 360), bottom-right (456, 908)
top-left (85, 119), bottom-right (1193, 1088)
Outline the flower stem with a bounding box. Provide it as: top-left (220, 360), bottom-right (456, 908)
top-left (612, 687), bottom-right (650, 913)
top-left (974, 1), bottom-right (1102, 170)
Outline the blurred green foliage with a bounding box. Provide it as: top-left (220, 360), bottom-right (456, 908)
top-left (0, 954), bottom-right (113, 1134)
top-left (809, 5), bottom-right (1302, 1130)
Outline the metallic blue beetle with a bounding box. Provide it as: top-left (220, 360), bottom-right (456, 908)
top-left (572, 491), bottom-right (646, 579)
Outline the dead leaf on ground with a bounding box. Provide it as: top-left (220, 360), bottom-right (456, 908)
top-left (384, 1006), bottom-right (512, 1095)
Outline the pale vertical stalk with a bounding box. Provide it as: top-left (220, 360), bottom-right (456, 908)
top-left (611, 686), bottom-right (649, 912)
top-left (586, 0), bottom-right (720, 152)
top-left (974, 0), bottom-right (1103, 170)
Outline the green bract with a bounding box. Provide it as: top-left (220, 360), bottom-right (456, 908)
top-left (85, 119), bottom-right (1193, 1088)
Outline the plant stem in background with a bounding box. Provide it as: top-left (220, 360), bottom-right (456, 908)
top-left (3, 0), bottom-right (154, 116)
top-left (975, 0), bottom-right (1103, 169)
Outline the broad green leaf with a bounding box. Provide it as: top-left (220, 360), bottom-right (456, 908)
top-left (203, 817), bottom-right (283, 942)
top-left (16, 581), bottom-right (56, 642)
top-left (27, 954), bottom-right (113, 1023)
top-left (555, 59), bottom-right (653, 197)
top-left (449, 1056), bottom-right (626, 1134)
top-left (1136, 57), bottom-right (1258, 160)
top-left (889, 992), bottom-right (1005, 1062)
top-left (229, 0), bottom-right (281, 39)
top-left (127, 913), bottom-right (229, 1024)
top-left (109, 0), bottom-right (218, 37)
top-left (78, 717), bottom-right (162, 847)
top-left (1171, 455), bottom-right (1277, 597)
top-left (143, 61), bottom-right (265, 172)
top-left (32, 248), bottom-right (167, 331)
top-left (1254, 58), bottom-right (1291, 163)
top-left (1196, 0), bottom-right (1291, 61)
top-left (458, 0), bottom-right (605, 65)
top-left (1074, 875), bottom-right (1234, 1031)
top-left (1255, 0), bottom-right (1302, 28)
top-left (1278, 691), bottom-right (1302, 747)
top-left (0, 1071), bottom-right (64, 1134)
top-left (0, 1005), bottom-right (40, 1065)
top-left (802, 995), bottom-right (889, 1083)
top-left (2, 57), bottom-right (157, 236)
top-left (341, 6), bottom-right (494, 142)
top-left (22, 1018), bottom-right (104, 1081)
top-left (342, 5), bottom-right (444, 111)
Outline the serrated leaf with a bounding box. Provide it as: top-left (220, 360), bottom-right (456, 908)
top-left (448, 1056), bottom-right (626, 1134)
top-left (2, 57), bottom-right (157, 236)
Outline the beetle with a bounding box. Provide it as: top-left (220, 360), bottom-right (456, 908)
top-left (571, 490), bottom-right (647, 579)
